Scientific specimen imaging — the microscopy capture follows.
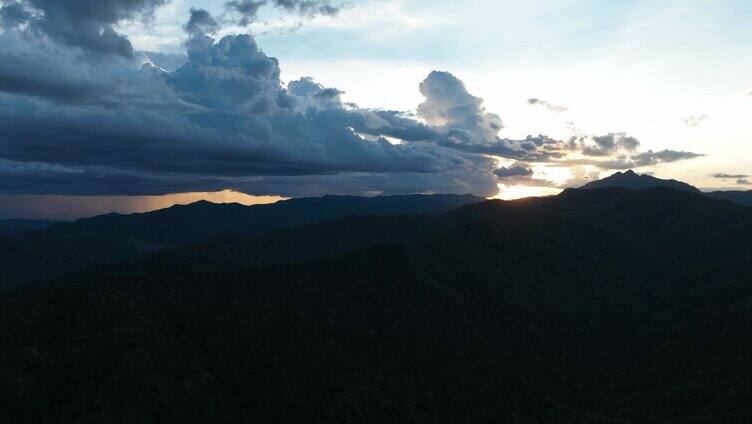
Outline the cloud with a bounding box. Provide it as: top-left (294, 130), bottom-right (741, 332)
top-left (493, 163), bottom-right (560, 187)
top-left (493, 164), bottom-right (601, 189)
top-left (270, 0), bottom-right (340, 17)
top-left (630, 150), bottom-right (704, 167)
top-left (225, 0), bottom-right (344, 26)
top-left (494, 164), bottom-right (533, 179)
top-left (527, 98), bottom-right (568, 113)
top-left (417, 71), bottom-right (503, 139)
top-left (561, 149), bottom-right (704, 170)
top-left (0, 20), bottom-right (503, 197)
top-left (288, 77), bottom-right (344, 100)
top-left (184, 8), bottom-right (220, 36)
top-left (0, 0), bottom-right (169, 58)
top-left (0, 50), bottom-right (108, 103)
top-left (712, 173), bottom-right (748, 179)
top-left (139, 51), bottom-right (189, 72)
top-left (683, 114), bottom-right (708, 128)
top-left (348, 71), bottom-right (568, 162)
top-left (226, 0), bottom-right (266, 26)
top-left (569, 132), bottom-right (641, 157)
top-left (0, 4), bottom-right (705, 200)
top-left (554, 131), bottom-right (703, 170)
top-left (408, 71), bottom-right (564, 160)
top-left (708, 173), bottom-right (752, 188)
top-left (0, 1), bottom-right (31, 28)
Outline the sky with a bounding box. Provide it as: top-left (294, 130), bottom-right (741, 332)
top-left (0, 0), bottom-right (750, 219)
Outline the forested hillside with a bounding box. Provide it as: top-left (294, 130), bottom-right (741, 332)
top-left (1, 188), bottom-right (751, 423)
top-left (0, 194), bottom-right (482, 289)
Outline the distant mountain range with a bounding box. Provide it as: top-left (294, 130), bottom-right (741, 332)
top-left (581, 169), bottom-right (752, 206)
top-left (0, 219), bottom-right (56, 235)
top-left (707, 189), bottom-right (752, 207)
top-left (580, 169), bottom-right (701, 192)
top-left (0, 194), bottom-right (482, 288)
top-left (3, 174), bottom-right (749, 291)
top-left (2, 186), bottom-right (751, 423)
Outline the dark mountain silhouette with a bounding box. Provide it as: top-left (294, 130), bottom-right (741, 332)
top-left (581, 170), bottom-right (752, 208)
top-left (0, 194), bottom-right (482, 289)
top-left (708, 189), bottom-right (752, 207)
top-left (580, 169), bottom-right (702, 192)
top-left (2, 187), bottom-right (752, 423)
top-left (105, 214), bottom-right (447, 276)
top-left (0, 219), bottom-right (56, 235)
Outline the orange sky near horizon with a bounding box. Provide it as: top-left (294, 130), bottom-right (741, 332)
top-left (1, 182), bottom-right (572, 221)
top-left (0, 190), bottom-right (286, 221)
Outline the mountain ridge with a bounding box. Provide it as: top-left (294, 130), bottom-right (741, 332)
top-left (2, 185), bottom-right (751, 423)
top-left (0, 193), bottom-right (483, 289)
top-left (580, 169), bottom-right (752, 207)
top-left (580, 169), bottom-right (702, 192)
top-left (707, 189), bottom-right (752, 206)
top-left (0, 219), bottom-right (56, 235)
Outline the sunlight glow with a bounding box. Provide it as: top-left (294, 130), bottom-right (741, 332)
top-left (495, 185), bottom-right (562, 200)
top-left (533, 166), bottom-right (572, 186)
top-left (0, 190), bottom-right (286, 221)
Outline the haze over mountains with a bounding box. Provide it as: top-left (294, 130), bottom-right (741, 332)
top-left (1, 174), bottom-right (751, 423)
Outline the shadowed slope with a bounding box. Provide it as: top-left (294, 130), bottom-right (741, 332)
top-left (0, 194), bottom-right (482, 289)
top-left (0, 219), bottom-right (56, 235)
top-left (580, 170), bottom-right (701, 192)
top-left (708, 190), bottom-right (752, 207)
top-left (2, 187), bottom-right (752, 423)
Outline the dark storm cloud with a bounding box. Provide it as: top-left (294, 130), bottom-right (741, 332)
top-left (352, 106), bottom-right (556, 161)
top-left (569, 132), bottom-right (641, 157)
top-left (184, 8), bottom-right (220, 36)
top-left (225, 0), bottom-right (266, 25)
top-left (527, 98), bottom-right (568, 113)
top-left (271, 0), bottom-right (340, 17)
top-left (0, 4), bottom-right (704, 199)
top-left (0, 1), bottom-right (31, 28)
top-left (494, 165), bottom-right (533, 179)
top-left (737, 179), bottom-right (751, 186)
top-left (0, 0), bottom-right (169, 58)
top-left (139, 51), bottom-right (188, 72)
top-left (0, 51), bottom-right (107, 102)
top-left (287, 77), bottom-right (343, 100)
top-left (231, 163), bottom-right (499, 198)
top-left (0, 158), bottom-right (226, 196)
top-left (225, 0), bottom-right (343, 26)
top-left (0, 17), bottom-right (504, 197)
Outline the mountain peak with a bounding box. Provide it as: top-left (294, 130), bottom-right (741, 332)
top-left (580, 170), bottom-right (701, 193)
